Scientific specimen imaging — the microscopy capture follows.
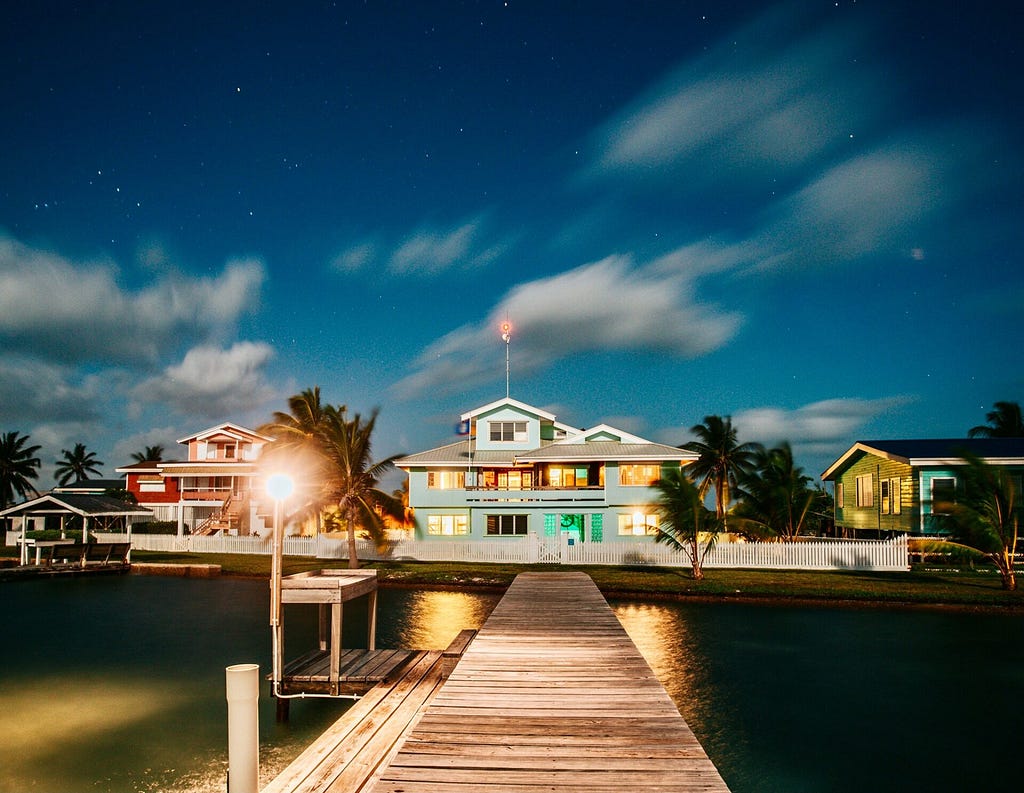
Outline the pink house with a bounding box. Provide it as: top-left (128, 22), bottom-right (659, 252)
top-left (117, 423), bottom-right (274, 536)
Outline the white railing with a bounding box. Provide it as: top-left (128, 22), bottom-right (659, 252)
top-left (92, 531), bottom-right (909, 571)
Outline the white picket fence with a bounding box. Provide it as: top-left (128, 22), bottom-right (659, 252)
top-left (89, 531), bottom-right (910, 572)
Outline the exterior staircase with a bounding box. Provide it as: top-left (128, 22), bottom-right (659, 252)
top-left (193, 493), bottom-right (248, 535)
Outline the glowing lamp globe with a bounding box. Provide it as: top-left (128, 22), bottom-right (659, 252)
top-left (266, 473), bottom-right (294, 502)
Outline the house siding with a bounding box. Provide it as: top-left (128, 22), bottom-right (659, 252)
top-left (834, 453), bottom-right (916, 535)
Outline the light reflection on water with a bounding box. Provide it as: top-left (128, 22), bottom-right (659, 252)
top-left (0, 577), bottom-right (499, 793)
top-left (5, 577), bottom-right (1022, 793)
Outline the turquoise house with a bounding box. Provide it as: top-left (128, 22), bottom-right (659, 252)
top-left (394, 397), bottom-right (696, 542)
top-left (821, 438), bottom-right (1024, 537)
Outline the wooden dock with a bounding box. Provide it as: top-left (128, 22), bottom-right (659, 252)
top-left (265, 571), bottom-right (730, 792)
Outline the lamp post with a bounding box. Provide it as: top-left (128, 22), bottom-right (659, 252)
top-left (266, 473), bottom-right (294, 709)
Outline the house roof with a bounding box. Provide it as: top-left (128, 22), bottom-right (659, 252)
top-left (0, 493), bottom-right (153, 518)
top-left (460, 397), bottom-right (558, 423)
top-left (394, 440), bottom-right (518, 468)
top-left (175, 422), bottom-right (274, 445)
top-left (155, 462), bottom-right (259, 476)
top-left (52, 479), bottom-right (125, 493)
top-left (821, 437), bottom-right (1024, 480)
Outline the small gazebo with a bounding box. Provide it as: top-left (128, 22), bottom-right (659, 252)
top-left (1, 493), bottom-right (152, 549)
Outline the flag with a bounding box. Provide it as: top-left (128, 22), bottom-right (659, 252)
top-left (455, 419), bottom-right (471, 436)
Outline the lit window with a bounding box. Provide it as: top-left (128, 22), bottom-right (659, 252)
top-left (931, 478), bottom-right (956, 514)
top-left (489, 421), bottom-right (528, 442)
top-left (618, 464), bottom-right (661, 486)
top-left (486, 514), bottom-right (528, 535)
top-left (427, 515), bottom-right (468, 535)
top-left (617, 512), bottom-right (659, 536)
top-left (856, 474), bottom-right (873, 507)
top-left (427, 471), bottom-right (466, 489)
top-left (836, 482), bottom-right (844, 509)
top-left (548, 466), bottom-right (589, 487)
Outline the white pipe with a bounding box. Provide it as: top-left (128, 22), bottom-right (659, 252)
top-left (225, 663), bottom-right (260, 793)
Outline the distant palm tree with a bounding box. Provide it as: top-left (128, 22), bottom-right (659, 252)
top-left (968, 401), bottom-right (1024, 438)
top-left (130, 445), bottom-right (165, 463)
top-left (652, 466), bottom-right (723, 580)
top-left (54, 443), bottom-right (104, 486)
top-left (0, 431), bottom-right (42, 517)
top-left (319, 406), bottom-right (405, 568)
top-left (734, 443), bottom-right (821, 541)
top-left (682, 415), bottom-right (759, 524)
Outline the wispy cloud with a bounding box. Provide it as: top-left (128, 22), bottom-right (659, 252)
top-left (330, 215), bottom-right (512, 277)
top-left (732, 396), bottom-right (914, 456)
top-left (0, 233), bottom-right (265, 363)
top-left (0, 355), bottom-right (103, 424)
top-left (393, 253), bottom-right (742, 398)
top-left (131, 342), bottom-right (277, 419)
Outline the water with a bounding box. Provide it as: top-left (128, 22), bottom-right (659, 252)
top-left (2, 577), bottom-right (1021, 792)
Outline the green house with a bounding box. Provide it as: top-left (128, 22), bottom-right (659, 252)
top-left (821, 438), bottom-right (1024, 537)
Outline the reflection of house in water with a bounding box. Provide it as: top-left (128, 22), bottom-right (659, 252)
top-left (117, 423), bottom-right (273, 537)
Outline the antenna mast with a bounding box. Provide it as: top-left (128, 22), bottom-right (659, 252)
top-left (501, 321), bottom-right (512, 398)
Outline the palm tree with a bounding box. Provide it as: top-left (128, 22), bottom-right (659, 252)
top-left (318, 406), bottom-right (405, 568)
top-left (54, 443), bottom-right (104, 486)
top-left (940, 454), bottom-right (1019, 590)
top-left (652, 466), bottom-right (724, 580)
top-left (682, 415), bottom-right (759, 524)
top-left (968, 401), bottom-right (1024, 438)
top-left (1, 432), bottom-right (42, 524)
top-left (734, 443), bottom-right (821, 541)
top-left (130, 445), bottom-right (165, 463)
top-left (259, 387), bottom-right (337, 534)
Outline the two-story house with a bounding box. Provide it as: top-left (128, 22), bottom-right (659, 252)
top-left (821, 437), bottom-right (1024, 537)
top-left (117, 422), bottom-right (274, 536)
top-left (394, 398), bottom-right (696, 542)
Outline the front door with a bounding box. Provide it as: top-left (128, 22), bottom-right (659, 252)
top-left (560, 513), bottom-right (584, 543)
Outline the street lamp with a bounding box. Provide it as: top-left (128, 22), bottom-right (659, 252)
top-left (266, 473), bottom-right (294, 701)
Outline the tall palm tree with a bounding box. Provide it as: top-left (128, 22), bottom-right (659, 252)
top-left (0, 431), bottom-right (42, 519)
top-left (259, 387), bottom-right (338, 533)
top-left (682, 415), bottom-right (759, 523)
top-left (130, 445), bottom-right (165, 463)
top-left (652, 466), bottom-right (723, 580)
top-left (968, 401), bottom-right (1024, 438)
top-left (54, 443), bottom-right (104, 486)
top-left (318, 406), bottom-right (405, 568)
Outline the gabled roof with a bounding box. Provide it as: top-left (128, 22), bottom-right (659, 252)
top-left (52, 479), bottom-right (125, 493)
top-left (460, 397), bottom-right (558, 423)
top-left (176, 422), bottom-right (274, 445)
top-left (0, 493), bottom-right (153, 518)
top-left (821, 438), bottom-right (1024, 480)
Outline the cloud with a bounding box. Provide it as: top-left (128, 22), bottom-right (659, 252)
top-left (131, 342), bottom-right (277, 419)
top-left (330, 215), bottom-right (512, 278)
top-left (394, 254), bottom-right (742, 397)
top-left (0, 355), bottom-right (103, 424)
top-left (587, 6), bottom-right (880, 186)
top-left (0, 233), bottom-right (265, 363)
top-left (732, 396), bottom-right (914, 453)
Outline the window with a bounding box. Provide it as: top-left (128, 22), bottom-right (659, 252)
top-left (836, 482), bottom-right (844, 509)
top-left (890, 478), bottom-right (901, 515)
top-left (618, 512), bottom-right (659, 536)
top-left (855, 474), bottom-right (873, 507)
top-left (547, 466), bottom-right (589, 487)
top-left (880, 479), bottom-right (890, 514)
top-left (427, 471), bottom-right (465, 489)
top-left (486, 514), bottom-right (528, 535)
top-left (427, 515), bottom-right (468, 536)
top-left (931, 477), bottom-right (956, 513)
top-left (139, 479), bottom-right (166, 493)
top-left (618, 464), bottom-right (661, 486)
top-left (489, 421), bottom-right (528, 442)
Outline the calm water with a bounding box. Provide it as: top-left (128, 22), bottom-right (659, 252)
top-left (2, 576), bottom-right (1021, 793)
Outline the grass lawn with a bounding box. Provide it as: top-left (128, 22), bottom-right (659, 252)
top-left (3, 545), bottom-right (1020, 608)
top-left (127, 550), bottom-right (1024, 609)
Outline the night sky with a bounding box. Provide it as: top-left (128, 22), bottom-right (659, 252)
top-left (2, 1), bottom-right (1022, 487)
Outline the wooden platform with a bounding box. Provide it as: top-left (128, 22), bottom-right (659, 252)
top-left (280, 648), bottom-right (418, 696)
top-left (265, 572), bottom-right (730, 793)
